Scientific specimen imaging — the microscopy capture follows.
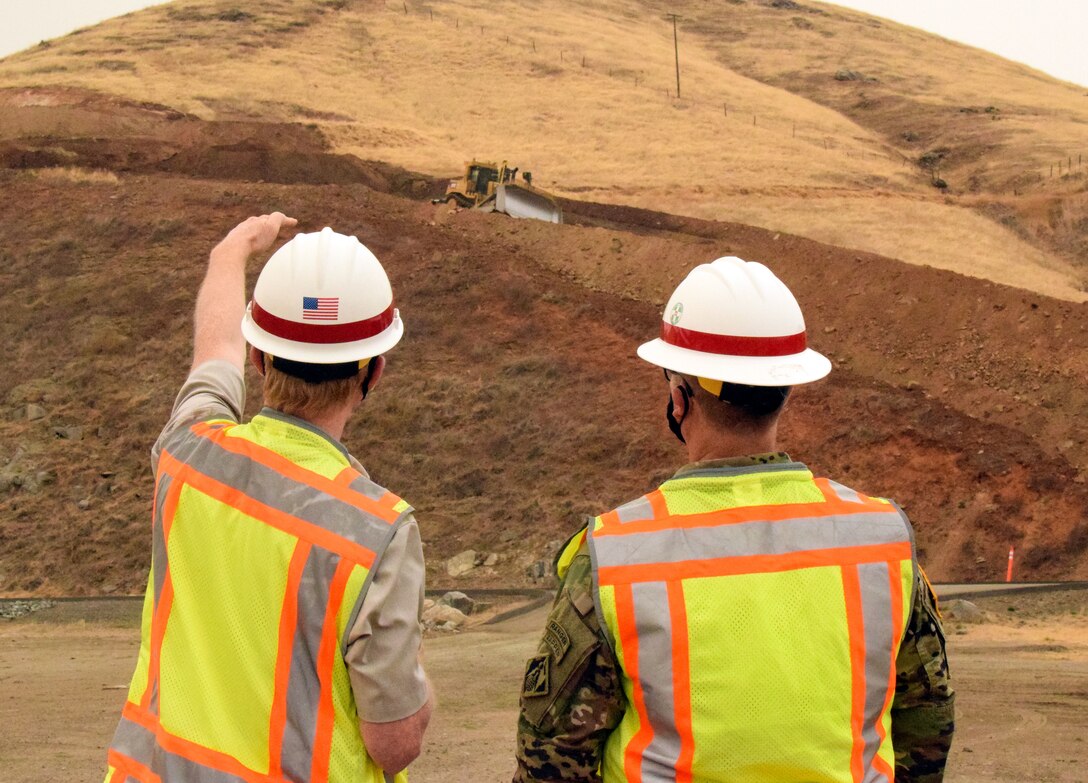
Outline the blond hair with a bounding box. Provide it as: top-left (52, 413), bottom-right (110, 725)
top-left (263, 358), bottom-right (361, 419)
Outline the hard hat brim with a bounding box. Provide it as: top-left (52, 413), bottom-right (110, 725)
top-left (637, 337), bottom-right (831, 386)
top-left (241, 309), bottom-right (404, 364)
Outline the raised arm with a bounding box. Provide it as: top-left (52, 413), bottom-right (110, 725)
top-left (190, 212), bottom-right (297, 372)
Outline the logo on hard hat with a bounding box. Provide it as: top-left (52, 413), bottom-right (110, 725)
top-left (669, 302), bottom-right (684, 325)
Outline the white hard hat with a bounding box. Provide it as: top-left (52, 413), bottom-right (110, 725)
top-left (637, 256), bottom-right (830, 386)
top-left (241, 227), bottom-right (403, 363)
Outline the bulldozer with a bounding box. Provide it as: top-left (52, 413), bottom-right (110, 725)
top-left (434, 160), bottom-right (563, 223)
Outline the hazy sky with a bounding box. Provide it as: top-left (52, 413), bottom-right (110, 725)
top-left (2, 0), bottom-right (1086, 88)
top-left (820, 0), bottom-right (1088, 88)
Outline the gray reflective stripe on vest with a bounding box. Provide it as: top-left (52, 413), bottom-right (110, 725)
top-left (163, 428), bottom-right (394, 555)
top-left (151, 472), bottom-right (174, 606)
top-left (279, 547), bottom-right (347, 782)
top-left (111, 715), bottom-right (248, 783)
top-left (825, 479), bottom-right (865, 504)
top-left (857, 561), bottom-right (897, 783)
top-left (347, 472), bottom-right (390, 502)
top-left (146, 473), bottom-right (175, 717)
top-left (615, 496), bottom-right (654, 523)
top-left (630, 581), bottom-right (682, 783)
top-left (593, 510), bottom-right (908, 569)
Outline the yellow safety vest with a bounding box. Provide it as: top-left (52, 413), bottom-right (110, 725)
top-left (584, 462), bottom-right (915, 783)
top-left (105, 412), bottom-right (413, 783)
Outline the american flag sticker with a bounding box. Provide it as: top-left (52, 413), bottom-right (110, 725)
top-left (302, 296), bottom-right (339, 321)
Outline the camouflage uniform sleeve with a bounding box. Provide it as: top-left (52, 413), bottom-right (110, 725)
top-left (513, 547), bottom-right (626, 783)
top-left (892, 568), bottom-right (955, 782)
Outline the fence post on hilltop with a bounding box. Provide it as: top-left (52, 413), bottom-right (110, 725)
top-left (753, 114), bottom-right (757, 126)
top-left (724, 102), bottom-right (727, 116)
top-left (1050, 164), bottom-right (1053, 177)
top-left (666, 88), bottom-right (670, 99)
top-left (532, 39), bottom-right (536, 52)
top-left (402, 1), bottom-right (407, 14)
top-left (560, 50), bottom-right (564, 62)
top-left (582, 55), bottom-right (586, 67)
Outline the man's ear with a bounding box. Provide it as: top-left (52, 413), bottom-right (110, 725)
top-left (362, 355), bottom-right (386, 397)
top-left (249, 345), bottom-right (266, 377)
top-left (670, 382), bottom-right (689, 421)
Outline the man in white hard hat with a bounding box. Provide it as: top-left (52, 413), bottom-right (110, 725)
top-left (515, 257), bottom-right (954, 783)
top-left (104, 213), bottom-right (433, 783)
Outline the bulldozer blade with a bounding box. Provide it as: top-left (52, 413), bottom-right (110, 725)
top-left (495, 184), bottom-right (563, 223)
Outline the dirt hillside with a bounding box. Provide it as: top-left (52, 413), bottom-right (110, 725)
top-left (0, 93), bottom-right (1085, 594)
top-left (0, 0), bottom-right (1084, 299)
top-left (0, 1), bottom-right (1086, 594)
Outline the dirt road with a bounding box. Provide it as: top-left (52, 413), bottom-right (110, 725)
top-left (1, 589), bottom-right (1085, 782)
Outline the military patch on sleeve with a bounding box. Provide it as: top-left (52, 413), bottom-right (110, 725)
top-left (523, 654), bottom-right (550, 697)
top-left (543, 619), bottom-right (571, 662)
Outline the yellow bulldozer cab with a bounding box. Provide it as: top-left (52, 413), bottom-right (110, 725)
top-left (438, 160), bottom-right (562, 223)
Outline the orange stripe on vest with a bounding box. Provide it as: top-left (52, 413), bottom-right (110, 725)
top-left (191, 422), bottom-right (401, 523)
top-left (872, 561), bottom-right (907, 776)
top-left (841, 566), bottom-right (868, 783)
top-left (107, 749), bottom-right (162, 783)
top-left (121, 702), bottom-right (279, 783)
top-left (598, 542), bottom-right (912, 585)
top-left (310, 559), bottom-right (356, 783)
top-left (141, 479), bottom-right (184, 711)
top-left (594, 481), bottom-right (895, 538)
top-left (267, 541), bottom-right (313, 777)
top-left (667, 581), bottom-right (695, 783)
top-left (615, 584), bottom-right (653, 783)
top-left (158, 450), bottom-right (376, 568)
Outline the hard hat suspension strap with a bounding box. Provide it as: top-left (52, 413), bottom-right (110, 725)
top-left (270, 355), bottom-right (368, 384)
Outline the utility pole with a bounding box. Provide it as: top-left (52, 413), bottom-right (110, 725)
top-left (665, 13), bottom-right (682, 99)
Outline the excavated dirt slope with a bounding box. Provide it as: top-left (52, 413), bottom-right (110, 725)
top-left (0, 90), bottom-right (1086, 595)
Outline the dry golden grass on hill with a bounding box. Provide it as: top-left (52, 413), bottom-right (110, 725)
top-left (688, 0), bottom-right (1088, 186)
top-left (683, 193), bottom-right (1085, 299)
top-left (0, 0), bottom-right (1085, 299)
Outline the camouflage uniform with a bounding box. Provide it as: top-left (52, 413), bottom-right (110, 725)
top-left (514, 454), bottom-right (955, 783)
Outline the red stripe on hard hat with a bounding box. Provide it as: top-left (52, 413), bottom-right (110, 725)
top-left (661, 322), bottom-right (807, 356)
top-left (252, 301), bottom-right (395, 345)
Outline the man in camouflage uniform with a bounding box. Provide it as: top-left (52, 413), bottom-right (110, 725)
top-left (514, 258), bottom-right (954, 782)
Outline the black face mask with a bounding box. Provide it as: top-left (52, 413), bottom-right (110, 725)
top-left (666, 384), bottom-right (690, 444)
